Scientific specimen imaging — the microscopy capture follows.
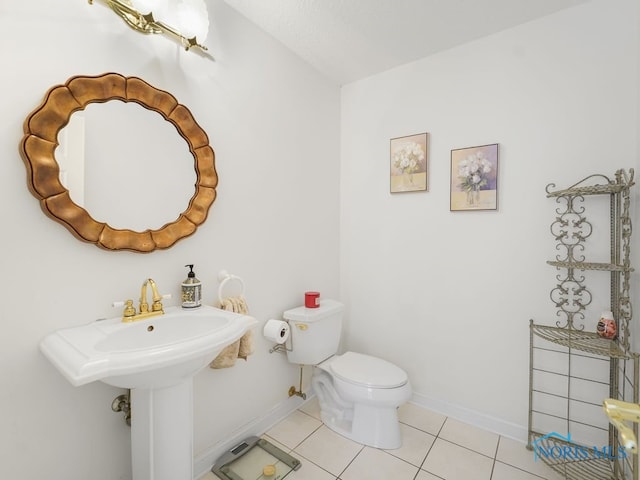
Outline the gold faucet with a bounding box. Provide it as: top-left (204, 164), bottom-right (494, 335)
top-left (122, 278), bottom-right (165, 322)
top-left (603, 398), bottom-right (640, 453)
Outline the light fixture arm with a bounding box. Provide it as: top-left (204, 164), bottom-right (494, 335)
top-left (88, 0), bottom-right (213, 58)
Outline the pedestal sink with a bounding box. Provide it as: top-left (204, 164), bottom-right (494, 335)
top-left (40, 305), bottom-right (257, 480)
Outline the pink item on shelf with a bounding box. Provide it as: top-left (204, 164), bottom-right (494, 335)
top-left (597, 311), bottom-right (617, 339)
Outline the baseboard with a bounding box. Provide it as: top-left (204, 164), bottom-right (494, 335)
top-left (193, 394), bottom-right (308, 479)
top-left (195, 390), bottom-right (528, 478)
top-left (410, 391), bottom-right (528, 443)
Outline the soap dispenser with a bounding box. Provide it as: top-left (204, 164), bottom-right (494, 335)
top-left (181, 264), bottom-right (202, 309)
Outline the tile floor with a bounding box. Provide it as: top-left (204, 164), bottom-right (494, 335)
top-left (204, 398), bottom-right (564, 480)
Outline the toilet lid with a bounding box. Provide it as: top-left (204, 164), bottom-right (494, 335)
top-left (330, 352), bottom-right (408, 389)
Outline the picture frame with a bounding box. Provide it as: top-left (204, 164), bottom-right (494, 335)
top-left (390, 133), bottom-right (428, 193)
top-left (450, 143), bottom-right (498, 211)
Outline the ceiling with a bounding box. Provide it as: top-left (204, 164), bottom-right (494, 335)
top-left (222, 0), bottom-right (589, 85)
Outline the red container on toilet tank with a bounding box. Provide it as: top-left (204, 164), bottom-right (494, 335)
top-left (305, 291), bottom-right (320, 308)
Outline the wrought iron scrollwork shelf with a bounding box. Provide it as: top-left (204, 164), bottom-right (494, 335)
top-left (528, 169), bottom-right (638, 480)
top-left (546, 183), bottom-right (628, 198)
top-left (530, 323), bottom-right (633, 360)
top-left (543, 169), bottom-right (634, 346)
top-left (546, 261), bottom-right (631, 273)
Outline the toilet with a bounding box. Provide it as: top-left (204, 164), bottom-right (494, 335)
top-left (283, 299), bottom-right (411, 449)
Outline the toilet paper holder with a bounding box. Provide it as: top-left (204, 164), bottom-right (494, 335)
top-left (268, 323), bottom-right (293, 355)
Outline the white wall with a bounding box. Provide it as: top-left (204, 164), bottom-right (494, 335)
top-left (340, 0), bottom-right (640, 440)
top-left (2, 1), bottom-right (639, 478)
top-left (0, 2), bottom-right (339, 479)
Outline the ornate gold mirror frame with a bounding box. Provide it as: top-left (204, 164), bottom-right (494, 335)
top-left (20, 73), bottom-right (217, 253)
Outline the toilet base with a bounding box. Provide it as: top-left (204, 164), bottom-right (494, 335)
top-left (320, 403), bottom-right (403, 450)
top-left (312, 368), bottom-right (408, 450)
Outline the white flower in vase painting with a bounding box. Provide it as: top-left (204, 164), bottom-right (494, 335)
top-left (457, 151), bottom-right (492, 194)
top-left (392, 141), bottom-right (426, 175)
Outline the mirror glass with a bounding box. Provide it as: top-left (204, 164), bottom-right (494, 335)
top-left (55, 102), bottom-right (197, 231)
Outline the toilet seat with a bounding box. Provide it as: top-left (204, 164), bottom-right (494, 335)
top-left (328, 352), bottom-right (408, 389)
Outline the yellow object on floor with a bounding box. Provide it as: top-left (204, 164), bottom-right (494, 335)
top-left (262, 464), bottom-right (276, 476)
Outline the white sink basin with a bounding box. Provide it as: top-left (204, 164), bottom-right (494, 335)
top-left (40, 305), bottom-right (257, 389)
top-left (41, 304), bottom-right (258, 480)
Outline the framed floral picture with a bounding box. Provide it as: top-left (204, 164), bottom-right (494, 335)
top-left (390, 133), bottom-right (428, 193)
top-left (450, 143), bottom-right (498, 211)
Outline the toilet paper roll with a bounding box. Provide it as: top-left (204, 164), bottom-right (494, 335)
top-left (263, 319), bottom-right (290, 344)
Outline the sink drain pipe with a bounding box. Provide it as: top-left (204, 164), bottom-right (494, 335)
top-left (112, 390), bottom-right (131, 426)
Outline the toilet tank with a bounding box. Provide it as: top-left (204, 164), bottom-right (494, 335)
top-left (283, 299), bottom-right (344, 365)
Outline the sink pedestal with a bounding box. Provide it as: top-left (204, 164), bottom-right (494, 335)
top-left (131, 379), bottom-right (194, 480)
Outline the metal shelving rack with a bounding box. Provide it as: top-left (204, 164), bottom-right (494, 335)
top-left (528, 169), bottom-right (638, 480)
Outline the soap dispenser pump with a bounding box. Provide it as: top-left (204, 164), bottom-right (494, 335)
top-left (181, 264), bottom-right (202, 309)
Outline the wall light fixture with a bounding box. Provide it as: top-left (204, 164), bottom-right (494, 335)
top-left (89, 0), bottom-right (212, 58)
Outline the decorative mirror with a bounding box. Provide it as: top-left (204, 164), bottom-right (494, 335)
top-left (20, 73), bottom-right (217, 253)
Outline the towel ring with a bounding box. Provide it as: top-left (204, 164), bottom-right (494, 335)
top-left (217, 270), bottom-right (245, 300)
